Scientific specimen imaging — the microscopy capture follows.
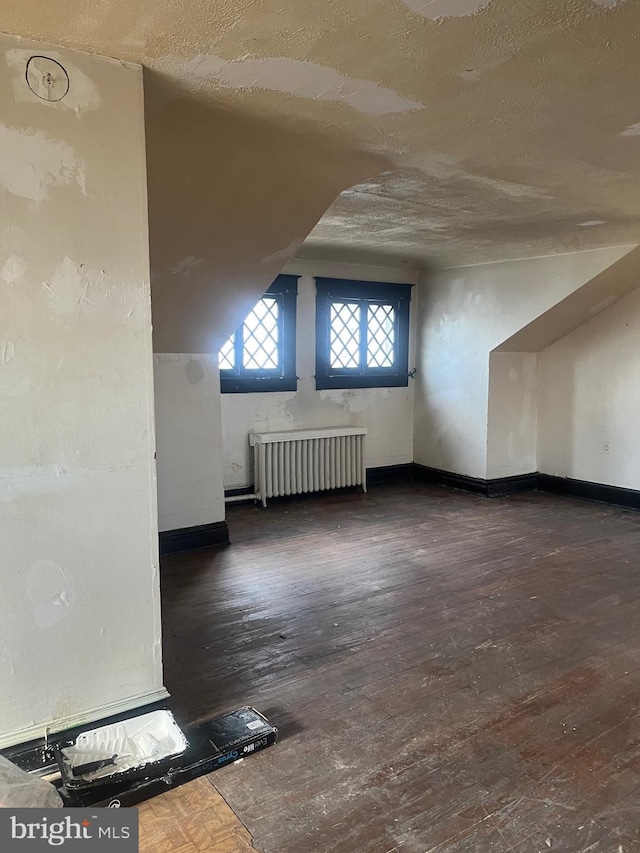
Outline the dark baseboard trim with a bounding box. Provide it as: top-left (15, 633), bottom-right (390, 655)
top-left (224, 465), bottom-right (415, 498)
top-left (413, 463), bottom-right (488, 495)
top-left (412, 464), bottom-right (538, 498)
top-left (367, 463), bottom-right (415, 486)
top-left (224, 485), bottom-right (255, 498)
top-left (486, 473), bottom-right (539, 497)
top-left (222, 465), bottom-right (639, 512)
top-left (412, 464), bottom-right (640, 509)
top-left (159, 521), bottom-right (230, 555)
top-left (537, 474), bottom-right (640, 511)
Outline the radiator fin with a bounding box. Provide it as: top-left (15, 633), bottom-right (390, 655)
top-left (250, 428), bottom-right (367, 507)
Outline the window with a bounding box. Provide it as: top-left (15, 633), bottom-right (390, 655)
top-left (219, 275), bottom-right (298, 393)
top-left (315, 278), bottom-right (412, 390)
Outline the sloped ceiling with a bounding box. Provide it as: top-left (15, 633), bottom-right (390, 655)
top-left (2, 0), bottom-right (640, 346)
top-left (496, 244), bottom-right (640, 352)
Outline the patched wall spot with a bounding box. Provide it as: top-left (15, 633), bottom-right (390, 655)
top-left (402, 0), bottom-right (490, 20)
top-left (157, 55), bottom-right (424, 115)
top-left (0, 125), bottom-right (86, 202)
top-left (27, 560), bottom-right (76, 628)
top-left (1, 254), bottom-right (26, 283)
top-left (261, 239), bottom-right (304, 266)
top-left (186, 358), bottom-right (205, 384)
top-left (589, 294), bottom-right (618, 315)
top-left (6, 48), bottom-right (101, 112)
top-left (621, 122), bottom-right (640, 137)
top-left (170, 255), bottom-right (204, 276)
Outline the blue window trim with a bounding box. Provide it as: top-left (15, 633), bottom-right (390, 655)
top-left (315, 278), bottom-right (412, 390)
top-left (220, 275), bottom-right (299, 394)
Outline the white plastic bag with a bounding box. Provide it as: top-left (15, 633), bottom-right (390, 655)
top-left (0, 755), bottom-right (62, 808)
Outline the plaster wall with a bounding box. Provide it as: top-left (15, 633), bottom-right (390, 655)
top-left (154, 355), bottom-right (225, 531)
top-left (486, 352), bottom-right (538, 479)
top-left (413, 246), bottom-right (633, 479)
top-left (538, 285), bottom-right (640, 490)
top-left (0, 35), bottom-right (164, 747)
top-left (220, 260), bottom-right (417, 489)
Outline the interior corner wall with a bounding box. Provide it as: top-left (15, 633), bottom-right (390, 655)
top-left (413, 246), bottom-right (633, 480)
top-left (154, 355), bottom-right (225, 531)
top-left (0, 36), bottom-right (165, 747)
top-left (486, 352), bottom-right (538, 479)
top-left (538, 286), bottom-right (640, 490)
top-left (220, 260), bottom-right (417, 490)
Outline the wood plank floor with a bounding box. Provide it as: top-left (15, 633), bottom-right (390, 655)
top-left (160, 483), bottom-right (640, 852)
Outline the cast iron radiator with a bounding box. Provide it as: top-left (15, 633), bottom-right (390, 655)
top-left (249, 427), bottom-right (368, 507)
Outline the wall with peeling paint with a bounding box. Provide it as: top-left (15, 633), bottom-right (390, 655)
top-left (414, 246), bottom-right (634, 480)
top-left (6, 0), bottom-right (640, 277)
top-left (538, 285), bottom-right (640, 490)
top-left (154, 354), bottom-right (225, 531)
top-left (220, 261), bottom-right (417, 490)
top-left (0, 35), bottom-right (165, 747)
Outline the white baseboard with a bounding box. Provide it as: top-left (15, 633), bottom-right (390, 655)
top-left (0, 687), bottom-right (170, 750)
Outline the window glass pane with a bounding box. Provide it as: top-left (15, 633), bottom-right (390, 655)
top-left (243, 297), bottom-right (280, 370)
top-left (367, 303), bottom-right (396, 368)
top-left (218, 333), bottom-right (235, 370)
top-left (330, 302), bottom-right (361, 369)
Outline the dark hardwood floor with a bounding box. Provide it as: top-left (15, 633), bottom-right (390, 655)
top-left (160, 483), bottom-right (640, 853)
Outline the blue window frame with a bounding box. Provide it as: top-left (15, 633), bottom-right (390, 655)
top-left (219, 275), bottom-right (298, 394)
top-left (315, 278), bottom-right (412, 390)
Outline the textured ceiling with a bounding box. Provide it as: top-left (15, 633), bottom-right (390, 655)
top-left (2, 0), bottom-right (640, 269)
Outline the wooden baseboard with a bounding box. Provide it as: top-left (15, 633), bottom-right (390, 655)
top-left (486, 473), bottom-right (539, 497)
top-left (537, 474), bottom-right (640, 511)
top-left (0, 690), bottom-right (170, 752)
top-left (367, 463), bottom-right (415, 486)
top-left (412, 464), bottom-right (488, 495)
top-left (224, 486), bottom-right (255, 498)
top-left (412, 465), bottom-right (538, 497)
top-left (223, 465), bottom-right (640, 513)
top-left (412, 465), bottom-right (640, 509)
top-left (159, 521), bottom-right (230, 555)
top-left (224, 464), bottom-right (415, 498)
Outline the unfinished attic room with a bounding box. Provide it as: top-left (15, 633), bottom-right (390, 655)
top-left (4, 0), bottom-right (640, 849)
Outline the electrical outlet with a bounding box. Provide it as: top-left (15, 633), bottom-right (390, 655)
top-left (603, 441), bottom-right (611, 455)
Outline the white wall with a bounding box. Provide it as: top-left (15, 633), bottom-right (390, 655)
top-left (486, 352), bottom-right (538, 479)
top-left (0, 36), bottom-right (165, 747)
top-left (538, 286), bottom-right (640, 490)
top-left (154, 355), bottom-right (225, 530)
top-left (221, 260), bottom-right (417, 489)
top-left (414, 246), bottom-right (633, 480)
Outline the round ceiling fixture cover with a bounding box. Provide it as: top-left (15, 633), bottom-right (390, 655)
top-left (26, 56), bottom-right (70, 102)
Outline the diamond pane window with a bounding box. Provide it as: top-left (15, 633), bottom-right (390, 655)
top-left (367, 304), bottom-right (396, 368)
top-left (219, 275), bottom-right (298, 394)
top-left (243, 297), bottom-right (279, 369)
top-left (316, 278), bottom-right (411, 390)
top-left (330, 302), bottom-right (361, 368)
top-left (218, 333), bottom-right (236, 371)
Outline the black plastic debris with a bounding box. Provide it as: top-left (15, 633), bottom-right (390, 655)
top-left (2, 707), bottom-right (277, 809)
